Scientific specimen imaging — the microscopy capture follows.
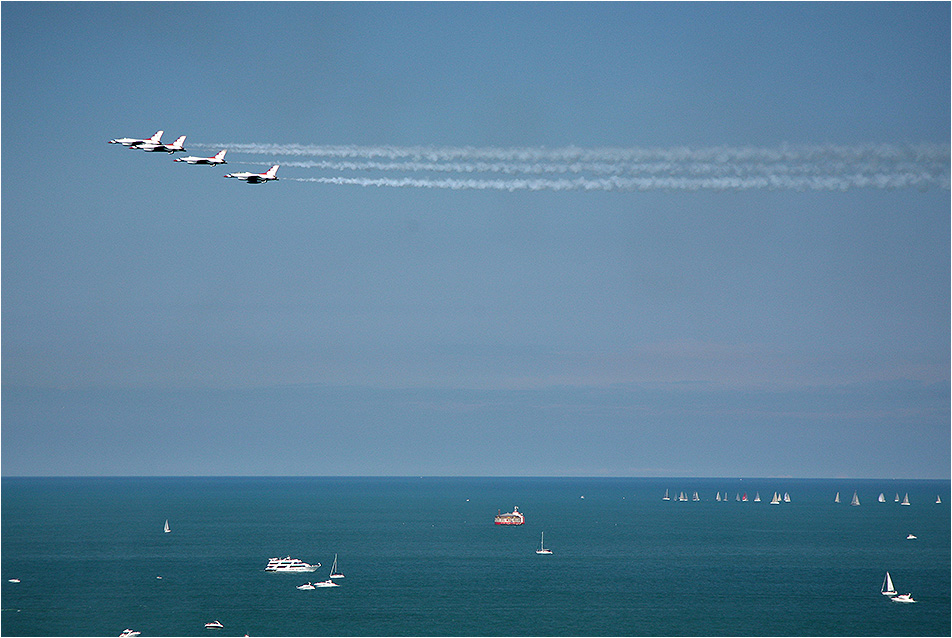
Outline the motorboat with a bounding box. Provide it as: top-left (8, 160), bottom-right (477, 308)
top-left (313, 579), bottom-right (339, 587)
top-left (119, 630), bottom-right (141, 637)
top-left (891, 593), bottom-right (916, 603)
top-left (296, 582), bottom-right (316, 590)
top-left (205, 620), bottom-right (224, 629)
top-left (906, 534), bottom-right (917, 540)
top-left (7, 579), bottom-right (20, 583)
top-left (265, 556), bottom-right (319, 572)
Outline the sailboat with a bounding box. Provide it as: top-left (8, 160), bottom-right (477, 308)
top-left (834, 492), bottom-right (840, 503)
top-left (679, 491), bottom-right (687, 502)
top-left (878, 493), bottom-right (885, 503)
top-left (692, 491), bottom-right (700, 502)
top-left (741, 493), bottom-right (748, 502)
top-left (329, 554), bottom-right (344, 578)
top-left (753, 492), bottom-right (761, 502)
top-left (901, 493), bottom-right (910, 506)
top-left (715, 492), bottom-right (722, 502)
top-left (895, 493), bottom-right (900, 502)
top-left (881, 571), bottom-right (897, 596)
top-left (662, 489), bottom-right (670, 501)
top-left (770, 492), bottom-right (780, 504)
top-left (783, 492), bottom-right (790, 503)
top-left (937, 495), bottom-right (942, 504)
top-left (851, 491), bottom-right (860, 506)
top-left (164, 520), bottom-right (170, 534)
top-left (536, 532), bottom-right (553, 555)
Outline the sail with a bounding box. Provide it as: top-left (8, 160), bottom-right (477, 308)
top-left (937, 495), bottom-right (942, 504)
top-left (834, 492), bottom-right (840, 503)
top-left (663, 489), bottom-right (670, 501)
top-left (878, 493), bottom-right (885, 503)
top-left (716, 492), bottom-right (721, 502)
top-left (783, 492), bottom-right (790, 503)
top-left (882, 571), bottom-right (897, 595)
top-left (851, 491), bottom-right (860, 506)
top-left (753, 492), bottom-right (761, 502)
top-left (164, 520), bottom-right (170, 533)
top-left (770, 492), bottom-right (780, 504)
top-left (901, 493), bottom-right (910, 506)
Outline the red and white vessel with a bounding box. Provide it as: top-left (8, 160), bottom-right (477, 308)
top-left (494, 506), bottom-right (525, 525)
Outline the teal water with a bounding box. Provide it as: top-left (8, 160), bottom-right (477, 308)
top-left (2, 477), bottom-right (949, 636)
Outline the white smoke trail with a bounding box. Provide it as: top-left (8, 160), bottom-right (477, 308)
top-left (191, 142), bottom-right (949, 191)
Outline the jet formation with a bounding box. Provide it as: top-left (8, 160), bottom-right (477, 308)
top-left (110, 130), bottom-right (278, 184)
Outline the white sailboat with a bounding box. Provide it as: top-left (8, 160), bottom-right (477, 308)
top-left (834, 492), bottom-right (840, 503)
top-left (164, 520), bottom-right (170, 534)
top-left (662, 489), bottom-right (670, 501)
top-left (679, 491), bottom-right (687, 502)
top-left (536, 532), bottom-right (553, 555)
top-left (901, 493), bottom-right (910, 506)
top-left (851, 491), bottom-right (860, 506)
top-left (329, 554), bottom-right (344, 578)
top-left (753, 492), bottom-right (761, 502)
top-left (878, 493), bottom-right (885, 503)
top-left (937, 495), bottom-right (942, 504)
top-left (783, 492), bottom-right (790, 503)
top-left (770, 492), bottom-right (780, 504)
top-left (715, 492), bottom-right (722, 502)
top-left (895, 493), bottom-right (900, 502)
top-left (692, 491), bottom-right (700, 502)
top-left (881, 571), bottom-right (897, 596)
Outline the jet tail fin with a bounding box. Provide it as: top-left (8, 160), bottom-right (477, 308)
top-left (265, 165), bottom-right (279, 178)
top-left (214, 150), bottom-right (227, 160)
top-left (149, 130), bottom-right (164, 143)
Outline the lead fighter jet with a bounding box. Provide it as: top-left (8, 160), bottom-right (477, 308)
top-left (109, 130), bottom-right (163, 146)
top-left (174, 150), bottom-right (228, 165)
top-left (224, 164), bottom-right (279, 183)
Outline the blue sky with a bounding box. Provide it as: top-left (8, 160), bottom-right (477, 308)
top-left (2, 2), bottom-right (949, 477)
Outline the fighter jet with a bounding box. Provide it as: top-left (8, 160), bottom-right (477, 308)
top-left (132, 135), bottom-right (187, 154)
top-left (174, 150), bottom-right (227, 165)
top-left (109, 130), bottom-right (163, 146)
top-left (224, 165), bottom-right (279, 184)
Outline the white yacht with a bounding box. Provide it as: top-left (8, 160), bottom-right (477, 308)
top-left (265, 556), bottom-right (320, 572)
top-left (296, 582), bottom-right (316, 590)
top-left (314, 579), bottom-right (340, 587)
top-left (119, 630), bottom-right (141, 637)
top-left (906, 534), bottom-right (917, 540)
top-left (891, 593), bottom-right (916, 603)
top-left (205, 620), bottom-right (224, 629)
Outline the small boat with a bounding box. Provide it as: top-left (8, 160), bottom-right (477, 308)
top-left (313, 579), bottom-right (339, 587)
top-left (906, 534), bottom-right (917, 540)
top-left (205, 621), bottom-right (224, 629)
top-left (296, 582), bottom-right (315, 590)
top-left (7, 578), bottom-right (20, 583)
top-left (834, 492), bottom-right (840, 503)
top-left (741, 493), bottom-right (748, 502)
top-left (662, 489), bottom-right (670, 501)
top-left (936, 495), bottom-right (942, 504)
top-left (119, 630), bottom-right (141, 637)
top-left (753, 492), bottom-right (761, 502)
top-left (783, 492), bottom-right (790, 503)
top-left (265, 556), bottom-right (320, 572)
top-left (329, 553), bottom-right (344, 578)
top-left (164, 519), bottom-right (171, 533)
top-left (536, 532), bottom-right (553, 555)
top-left (901, 493), bottom-right (910, 506)
top-left (851, 491), bottom-right (860, 506)
top-left (679, 491), bottom-right (687, 502)
top-left (895, 493), bottom-right (900, 502)
top-left (882, 571), bottom-right (897, 596)
top-left (878, 493), bottom-right (886, 503)
top-left (692, 491), bottom-right (700, 502)
top-left (715, 492), bottom-right (721, 502)
top-left (770, 492), bottom-right (780, 505)
top-left (891, 593), bottom-right (916, 604)
top-left (735, 493), bottom-right (740, 502)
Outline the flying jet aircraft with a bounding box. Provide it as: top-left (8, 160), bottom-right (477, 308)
top-left (174, 150), bottom-right (227, 165)
top-left (109, 130), bottom-right (163, 146)
top-left (224, 165), bottom-right (279, 183)
top-left (132, 135), bottom-right (187, 153)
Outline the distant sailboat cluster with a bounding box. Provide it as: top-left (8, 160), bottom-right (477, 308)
top-left (662, 489), bottom-right (789, 503)
top-left (834, 491), bottom-right (927, 506)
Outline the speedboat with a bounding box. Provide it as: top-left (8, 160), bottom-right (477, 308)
top-left (205, 620), bottom-right (224, 629)
top-left (891, 593), bottom-right (916, 603)
top-left (265, 556), bottom-right (319, 572)
top-left (119, 630), bottom-right (141, 637)
top-left (7, 579), bottom-right (20, 583)
top-left (296, 582), bottom-right (315, 590)
top-left (906, 534), bottom-right (917, 540)
top-left (313, 579), bottom-right (339, 587)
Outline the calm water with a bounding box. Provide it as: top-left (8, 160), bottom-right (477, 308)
top-left (1, 477), bottom-right (949, 636)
